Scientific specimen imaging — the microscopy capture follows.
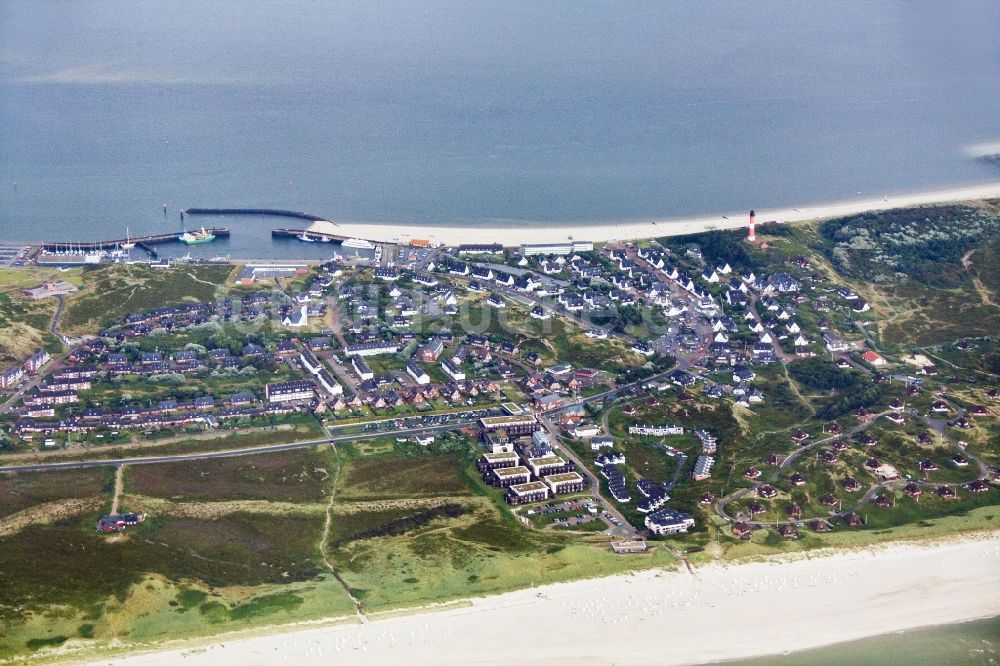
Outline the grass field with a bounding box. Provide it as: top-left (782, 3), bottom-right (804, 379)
top-left (325, 450), bottom-right (675, 612)
top-left (338, 454), bottom-right (472, 500)
top-left (0, 468), bottom-right (111, 520)
top-left (61, 264), bottom-right (234, 333)
top-left (0, 514), bottom-right (353, 660)
top-left (0, 443), bottom-right (679, 661)
top-left (125, 448), bottom-right (337, 503)
top-left (0, 267), bottom-right (74, 363)
top-left (521, 317), bottom-right (642, 372)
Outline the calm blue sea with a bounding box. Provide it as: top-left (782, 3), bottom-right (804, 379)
top-left (1, 0), bottom-right (998, 259)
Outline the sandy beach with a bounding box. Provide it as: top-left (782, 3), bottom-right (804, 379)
top-left (76, 534), bottom-right (1000, 666)
top-left (309, 181), bottom-right (1000, 246)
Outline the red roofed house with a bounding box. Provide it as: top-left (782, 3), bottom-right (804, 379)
top-left (862, 350), bottom-right (886, 366)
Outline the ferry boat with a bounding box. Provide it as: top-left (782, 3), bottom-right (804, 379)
top-left (341, 237), bottom-right (376, 250)
top-left (179, 227), bottom-right (216, 245)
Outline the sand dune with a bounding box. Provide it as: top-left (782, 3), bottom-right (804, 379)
top-left (80, 534), bottom-right (1000, 666)
top-left (309, 181), bottom-right (1000, 246)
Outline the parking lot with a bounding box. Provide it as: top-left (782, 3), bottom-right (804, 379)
top-left (329, 407), bottom-right (501, 436)
top-left (0, 245), bottom-right (31, 267)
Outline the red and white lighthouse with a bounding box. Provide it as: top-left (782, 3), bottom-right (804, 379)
top-left (747, 209), bottom-right (756, 242)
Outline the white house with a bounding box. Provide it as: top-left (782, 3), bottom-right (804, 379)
top-left (442, 358), bottom-right (466, 381)
top-left (590, 435), bottom-right (614, 450)
top-left (281, 305), bottom-right (308, 328)
top-left (571, 423), bottom-right (601, 439)
top-left (406, 362), bottom-right (430, 385)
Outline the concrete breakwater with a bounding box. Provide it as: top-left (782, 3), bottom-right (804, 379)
top-left (183, 208), bottom-right (331, 223)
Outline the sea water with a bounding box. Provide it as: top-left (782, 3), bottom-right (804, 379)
top-left (1, 1), bottom-right (998, 257)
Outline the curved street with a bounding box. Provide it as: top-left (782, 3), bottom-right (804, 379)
top-left (715, 406), bottom-right (990, 529)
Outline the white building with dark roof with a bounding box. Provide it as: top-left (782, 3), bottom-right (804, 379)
top-left (265, 380), bottom-right (315, 403)
top-left (406, 362), bottom-right (430, 385)
top-left (645, 508), bottom-right (695, 535)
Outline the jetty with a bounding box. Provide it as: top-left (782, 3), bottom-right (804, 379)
top-left (38, 228), bottom-right (230, 253)
top-left (183, 208), bottom-right (331, 223)
top-left (271, 227), bottom-right (351, 243)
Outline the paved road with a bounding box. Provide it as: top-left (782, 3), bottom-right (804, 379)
top-left (855, 320), bottom-right (882, 353)
top-left (326, 295), bottom-right (350, 350)
top-left (538, 414), bottom-right (637, 539)
top-left (49, 294), bottom-right (65, 335)
top-left (0, 420), bottom-right (476, 473)
top-left (0, 350), bottom-right (71, 413)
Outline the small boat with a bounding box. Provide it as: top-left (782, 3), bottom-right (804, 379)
top-left (319, 236), bottom-right (331, 243)
top-left (296, 232), bottom-right (317, 243)
top-left (121, 227), bottom-right (135, 250)
top-left (179, 227), bottom-right (216, 245)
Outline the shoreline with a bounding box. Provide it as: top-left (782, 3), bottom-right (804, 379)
top-left (309, 181), bottom-right (1000, 245)
top-left (63, 532), bottom-right (1000, 666)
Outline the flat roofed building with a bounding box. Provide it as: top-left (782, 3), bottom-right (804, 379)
top-left (527, 455), bottom-right (571, 478)
top-left (611, 540), bottom-right (648, 554)
top-left (482, 432), bottom-right (516, 454)
top-left (505, 481), bottom-right (550, 505)
top-left (344, 340), bottom-right (399, 357)
top-left (457, 243), bottom-right (504, 255)
top-left (571, 423), bottom-right (600, 438)
top-left (479, 414), bottom-right (538, 435)
top-left (491, 465), bottom-right (531, 487)
top-left (236, 263), bottom-right (308, 285)
top-left (520, 240), bottom-right (594, 257)
top-left (477, 451), bottom-right (520, 471)
top-left (544, 471), bottom-right (585, 495)
top-left (265, 380), bottom-right (315, 403)
top-left (24, 280), bottom-right (78, 300)
top-left (501, 401), bottom-right (525, 415)
top-left (629, 424), bottom-right (684, 436)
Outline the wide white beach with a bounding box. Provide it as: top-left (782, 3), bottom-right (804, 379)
top-left (309, 181), bottom-right (1000, 246)
top-left (79, 534), bottom-right (1000, 666)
